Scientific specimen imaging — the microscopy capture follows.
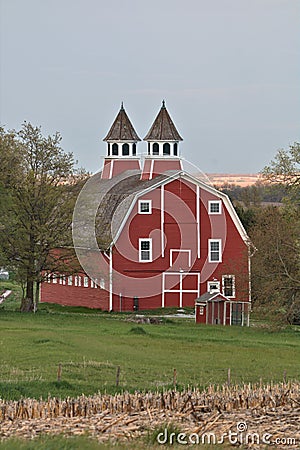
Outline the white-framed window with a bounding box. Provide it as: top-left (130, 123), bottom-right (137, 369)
top-left (138, 200), bottom-right (152, 214)
top-left (59, 275), bottom-right (63, 285)
top-left (74, 276), bottom-right (78, 287)
top-left (93, 278), bottom-right (98, 288)
top-left (222, 275), bottom-right (235, 298)
top-left (52, 275), bottom-right (57, 284)
top-left (90, 279), bottom-right (94, 288)
top-left (83, 276), bottom-right (89, 288)
top-left (78, 276), bottom-right (82, 287)
top-left (68, 275), bottom-right (72, 286)
top-left (209, 200), bottom-right (222, 214)
top-left (139, 238), bottom-right (152, 262)
top-left (100, 278), bottom-right (105, 289)
top-left (62, 275), bottom-right (66, 285)
top-left (207, 280), bottom-right (220, 293)
top-left (208, 239), bottom-right (222, 263)
top-left (199, 306), bottom-right (204, 315)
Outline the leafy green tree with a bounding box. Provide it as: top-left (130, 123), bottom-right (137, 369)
top-left (249, 143), bottom-right (300, 325)
top-left (0, 123), bottom-right (87, 312)
top-left (262, 142), bottom-right (300, 203)
top-left (250, 206), bottom-right (300, 324)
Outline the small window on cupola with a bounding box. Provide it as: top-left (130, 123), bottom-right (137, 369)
top-left (174, 143), bottom-right (178, 156)
top-left (122, 143), bottom-right (129, 156)
top-left (112, 143), bottom-right (118, 155)
top-left (133, 143), bottom-right (136, 155)
top-left (163, 143), bottom-right (170, 155)
top-left (153, 143), bottom-right (159, 155)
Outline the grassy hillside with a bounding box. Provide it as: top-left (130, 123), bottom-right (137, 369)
top-left (0, 296), bottom-right (299, 400)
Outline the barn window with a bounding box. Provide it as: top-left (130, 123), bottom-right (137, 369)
top-left (100, 278), bottom-right (105, 289)
top-left (138, 200), bottom-right (152, 214)
top-left (139, 238), bottom-right (152, 262)
top-left (122, 143), bottom-right (129, 156)
top-left (209, 200), bottom-right (222, 214)
top-left (133, 143), bottom-right (136, 155)
top-left (78, 276), bottom-right (81, 287)
top-left (52, 275), bottom-right (57, 284)
top-left (208, 239), bottom-right (222, 262)
top-left (68, 275), bottom-right (72, 286)
top-left (163, 143), bottom-right (170, 155)
top-left (207, 280), bottom-right (220, 293)
top-left (153, 143), bottom-right (159, 155)
top-left (148, 143), bottom-right (151, 155)
top-left (174, 143), bottom-right (178, 156)
top-left (90, 279), bottom-right (94, 288)
top-left (62, 275), bottom-right (66, 285)
top-left (199, 306), bottom-right (204, 315)
top-left (84, 276), bottom-right (89, 287)
top-left (112, 143), bottom-right (118, 155)
top-left (107, 143), bottom-right (110, 156)
top-left (222, 275), bottom-right (235, 297)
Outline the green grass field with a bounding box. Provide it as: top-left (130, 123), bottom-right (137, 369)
top-left (1, 282), bottom-right (300, 401)
top-left (0, 434), bottom-right (234, 450)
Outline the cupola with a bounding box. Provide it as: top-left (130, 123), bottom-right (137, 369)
top-left (141, 101), bottom-right (183, 180)
top-left (101, 103), bottom-right (141, 179)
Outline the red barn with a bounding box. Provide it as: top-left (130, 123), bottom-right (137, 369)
top-left (41, 102), bottom-right (252, 325)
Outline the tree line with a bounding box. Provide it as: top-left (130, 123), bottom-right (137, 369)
top-left (219, 143), bottom-right (300, 325)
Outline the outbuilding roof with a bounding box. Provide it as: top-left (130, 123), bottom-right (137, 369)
top-left (144, 101), bottom-right (183, 142)
top-left (195, 292), bottom-right (229, 303)
top-left (103, 104), bottom-right (141, 142)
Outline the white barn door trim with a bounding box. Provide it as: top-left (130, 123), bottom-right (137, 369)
top-left (162, 272), bottom-right (200, 308)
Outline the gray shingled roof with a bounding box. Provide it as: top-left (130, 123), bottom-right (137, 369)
top-left (196, 292), bottom-right (229, 303)
top-left (103, 104), bottom-right (141, 142)
top-left (95, 170), bottom-right (179, 250)
top-left (144, 101), bottom-right (183, 142)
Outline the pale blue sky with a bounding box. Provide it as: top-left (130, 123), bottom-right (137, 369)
top-left (0, 0), bottom-right (299, 174)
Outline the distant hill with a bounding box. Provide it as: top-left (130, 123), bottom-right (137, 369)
top-left (205, 173), bottom-right (261, 187)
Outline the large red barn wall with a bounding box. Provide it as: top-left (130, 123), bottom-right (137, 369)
top-left (112, 178), bottom-right (249, 310)
top-left (41, 280), bottom-right (109, 310)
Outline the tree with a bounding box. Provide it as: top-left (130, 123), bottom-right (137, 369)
top-left (262, 142), bottom-right (300, 204)
top-left (249, 143), bottom-right (300, 325)
top-left (249, 206), bottom-right (300, 324)
top-left (0, 123), bottom-right (87, 312)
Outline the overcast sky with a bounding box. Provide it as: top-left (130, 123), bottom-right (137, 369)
top-left (0, 0), bottom-right (299, 174)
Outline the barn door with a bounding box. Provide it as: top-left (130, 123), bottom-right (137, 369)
top-left (162, 272), bottom-right (200, 308)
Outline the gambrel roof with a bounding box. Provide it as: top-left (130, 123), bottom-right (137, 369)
top-left (95, 171), bottom-right (177, 250)
top-left (86, 169), bottom-right (251, 252)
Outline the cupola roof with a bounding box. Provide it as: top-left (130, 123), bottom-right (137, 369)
top-left (103, 103), bottom-right (141, 142)
top-left (144, 101), bottom-right (183, 142)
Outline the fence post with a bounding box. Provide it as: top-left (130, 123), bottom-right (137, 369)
top-left (116, 366), bottom-right (121, 387)
top-left (57, 363), bottom-right (62, 382)
top-left (227, 368), bottom-right (231, 386)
